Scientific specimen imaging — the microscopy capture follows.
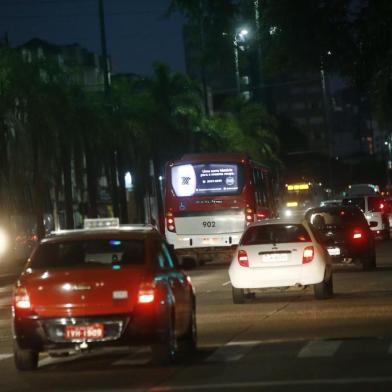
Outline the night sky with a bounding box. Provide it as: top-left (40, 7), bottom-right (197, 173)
top-left (0, 0), bottom-right (185, 75)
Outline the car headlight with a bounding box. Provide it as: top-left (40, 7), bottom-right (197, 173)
top-left (0, 228), bottom-right (9, 256)
top-left (284, 209), bottom-right (293, 217)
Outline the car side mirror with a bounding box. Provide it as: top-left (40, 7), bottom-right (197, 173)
top-left (369, 221), bottom-right (378, 228)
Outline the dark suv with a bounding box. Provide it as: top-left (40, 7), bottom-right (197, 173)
top-left (305, 206), bottom-right (376, 270)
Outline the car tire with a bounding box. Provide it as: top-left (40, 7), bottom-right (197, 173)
top-left (151, 315), bottom-right (178, 365)
top-left (314, 274), bottom-right (333, 300)
top-left (232, 286), bottom-right (245, 304)
top-left (362, 249), bottom-right (376, 271)
top-left (179, 307), bottom-right (197, 356)
top-left (13, 341), bottom-right (38, 371)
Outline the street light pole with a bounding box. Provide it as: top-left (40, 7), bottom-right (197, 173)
top-left (320, 53), bottom-right (333, 190)
top-left (98, 0), bottom-right (110, 96)
top-left (233, 29), bottom-right (249, 96)
top-left (233, 36), bottom-right (240, 94)
top-left (385, 135), bottom-right (392, 188)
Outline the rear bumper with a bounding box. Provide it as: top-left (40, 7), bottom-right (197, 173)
top-left (13, 306), bottom-right (168, 352)
top-left (166, 231), bottom-right (242, 250)
top-left (229, 258), bottom-right (327, 289)
top-left (326, 244), bottom-right (371, 262)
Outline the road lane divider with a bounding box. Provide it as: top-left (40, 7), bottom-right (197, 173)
top-left (0, 354), bottom-right (12, 361)
top-left (298, 340), bottom-right (342, 358)
top-left (206, 340), bottom-right (260, 362)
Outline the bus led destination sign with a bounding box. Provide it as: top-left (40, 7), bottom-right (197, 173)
top-left (171, 163), bottom-right (240, 197)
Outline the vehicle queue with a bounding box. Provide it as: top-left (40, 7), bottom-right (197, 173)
top-left (9, 151), bottom-right (389, 371)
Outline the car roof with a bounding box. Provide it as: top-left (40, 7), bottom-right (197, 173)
top-left (250, 217), bottom-right (305, 226)
top-left (42, 225), bottom-right (161, 244)
top-left (306, 205), bottom-right (361, 214)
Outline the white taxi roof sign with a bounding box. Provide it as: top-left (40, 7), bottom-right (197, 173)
top-left (84, 218), bottom-right (120, 229)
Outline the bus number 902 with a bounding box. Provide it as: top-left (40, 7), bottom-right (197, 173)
top-left (202, 221), bottom-right (216, 228)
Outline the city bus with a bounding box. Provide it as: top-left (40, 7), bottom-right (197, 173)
top-left (164, 153), bottom-right (276, 264)
top-left (279, 181), bottom-right (325, 217)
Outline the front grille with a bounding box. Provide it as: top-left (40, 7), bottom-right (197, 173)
top-left (43, 316), bottom-right (129, 343)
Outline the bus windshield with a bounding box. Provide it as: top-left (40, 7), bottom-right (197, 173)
top-left (171, 162), bottom-right (243, 197)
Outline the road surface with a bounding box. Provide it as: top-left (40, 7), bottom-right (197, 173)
top-left (1, 242), bottom-right (392, 391)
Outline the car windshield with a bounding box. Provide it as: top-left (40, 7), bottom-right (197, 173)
top-left (241, 224), bottom-right (311, 245)
top-left (30, 239), bottom-right (145, 269)
top-left (342, 197), bottom-right (365, 211)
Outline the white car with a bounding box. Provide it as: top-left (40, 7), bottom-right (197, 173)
top-left (342, 195), bottom-right (389, 240)
top-left (228, 218), bottom-right (333, 303)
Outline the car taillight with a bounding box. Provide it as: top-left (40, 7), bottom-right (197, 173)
top-left (13, 287), bottom-right (31, 309)
top-left (353, 230), bottom-right (362, 240)
top-left (237, 250), bottom-right (249, 267)
top-left (138, 282), bottom-right (155, 304)
top-left (245, 207), bottom-right (254, 224)
top-left (166, 211), bottom-right (176, 233)
top-left (302, 246), bottom-right (314, 264)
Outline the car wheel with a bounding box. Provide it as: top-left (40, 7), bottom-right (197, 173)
top-left (362, 249), bottom-right (376, 271)
top-left (179, 307), bottom-right (197, 356)
top-left (314, 274), bottom-right (333, 300)
top-left (13, 341), bottom-right (38, 371)
top-left (232, 286), bottom-right (246, 304)
top-left (151, 315), bottom-right (178, 365)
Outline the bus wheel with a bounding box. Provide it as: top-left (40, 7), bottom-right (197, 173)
top-left (232, 287), bottom-right (245, 304)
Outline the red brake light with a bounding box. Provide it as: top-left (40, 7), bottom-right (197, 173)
top-left (353, 230), bottom-right (362, 240)
top-left (379, 203), bottom-right (385, 210)
top-left (138, 282), bottom-right (155, 304)
top-left (166, 212), bottom-right (176, 233)
top-left (302, 246), bottom-right (314, 264)
top-left (13, 287), bottom-right (31, 309)
top-left (237, 249), bottom-right (249, 267)
top-left (245, 207), bottom-right (254, 224)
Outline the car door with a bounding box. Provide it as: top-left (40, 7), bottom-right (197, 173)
top-left (156, 241), bottom-right (189, 335)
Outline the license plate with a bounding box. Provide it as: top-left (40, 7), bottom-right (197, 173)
top-left (262, 253), bottom-right (289, 262)
top-left (64, 323), bottom-right (104, 340)
top-left (327, 247), bottom-right (341, 256)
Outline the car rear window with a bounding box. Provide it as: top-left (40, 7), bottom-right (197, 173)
top-left (30, 239), bottom-right (145, 269)
top-left (241, 224), bottom-right (311, 245)
top-left (342, 197), bottom-right (365, 211)
top-left (307, 210), bottom-right (366, 229)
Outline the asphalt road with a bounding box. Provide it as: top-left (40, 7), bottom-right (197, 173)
top-left (1, 241), bottom-right (392, 392)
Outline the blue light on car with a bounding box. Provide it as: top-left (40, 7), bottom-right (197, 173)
top-left (109, 240), bottom-right (122, 246)
top-left (112, 264), bottom-right (121, 270)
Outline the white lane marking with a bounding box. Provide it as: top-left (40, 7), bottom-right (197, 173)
top-left (0, 354), bottom-right (12, 361)
top-left (222, 281), bottom-right (231, 286)
top-left (69, 376), bottom-right (392, 392)
top-left (206, 340), bottom-right (259, 363)
top-left (298, 340), bottom-right (342, 358)
top-left (0, 284), bottom-right (13, 294)
top-left (0, 297), bottom-right (11, 307)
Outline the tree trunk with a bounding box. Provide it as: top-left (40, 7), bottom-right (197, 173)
top-left (109, 150), bottom-right (120, 218)
top-left (62, 145), bottom-right (74, 229)
top-left (116, 150), bottom-right (128, 223)
top-left (85, 146), bottom-right (98, 218)
top-left (32, 138), bottom-right (45, 239)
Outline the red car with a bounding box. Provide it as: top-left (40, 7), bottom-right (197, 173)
top-left (12, 223), bottom-right (196, 370)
